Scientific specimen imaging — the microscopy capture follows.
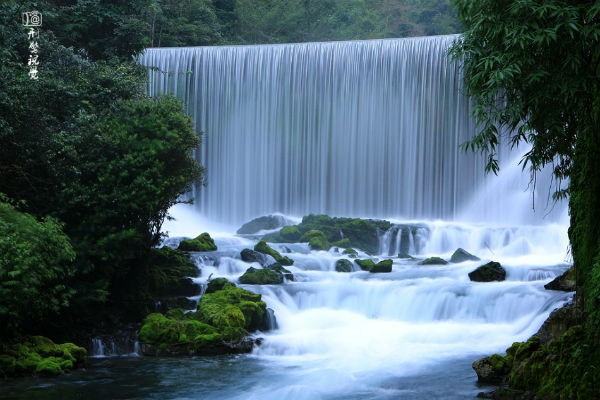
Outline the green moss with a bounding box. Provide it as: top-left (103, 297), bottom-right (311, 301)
top-left (279, 226), bottom-right (301, 241)
top-left (205, 278), bottom-right (236, 294)
top-left (355, 259), bottom-right (375, 271)
top-left (263, 214), bottom-right (392, 255)
top-left (139, 313), bottom-right (217, 345)
top-left (35, 357), bottom-right (65, 375)
top-left (342, 247), bottom-right (358, 256)
top-left (335, 259), bottom-right (353, 272)
top-left (0, 336), bottom-right (86, 377)
top-left (239, 267), bottom-right (284, 284)
top-left (418, 257), bottom-right (448, 266)
top-left (300, 230), bottom-right (330, 251)
top-left (370, 259), bottom-right (393, 273)
top-left (254, 240), bottom-right (293, 265)
top-left (178, 232), bottom-right (217, 252)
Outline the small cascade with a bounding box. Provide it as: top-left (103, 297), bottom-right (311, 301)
top-left (90, 332), bottom-right (141, 358)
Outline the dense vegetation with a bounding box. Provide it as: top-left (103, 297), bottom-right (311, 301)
top-left (0, 0), bottom-right (201, 344)
top-left (451, 0), bottom-right (600, 397)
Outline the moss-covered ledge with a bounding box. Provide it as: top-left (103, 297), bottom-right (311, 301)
top-left (139, 279), bottom-right (273, 356)
top-left (0, 336), bottom-right (87, 377)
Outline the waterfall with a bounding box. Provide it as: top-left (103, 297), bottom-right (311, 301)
top-left (139, 35), bottom-right (566, 226)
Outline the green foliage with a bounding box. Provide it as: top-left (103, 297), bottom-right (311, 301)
top-left (0, 201), bottom-right (76, 336)
top-left (452, 1), bottom-right (600, 396)
top-left (229, 0), bottom-right (461, 44)
top-left (178, 232), bottom-right (218, 252)
top-left (450, 0), bottom-right (599, 184)
top-left (0, 1), bottom-right (203, 334)
top-left (254, 240), bottom-right (294, 266)
top-left (144, 0), bottom-right (223, 47)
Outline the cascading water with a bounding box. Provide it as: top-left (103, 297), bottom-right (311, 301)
top-left (139, 35), bottom-right (566, 226)
top-left (115, 35), bottom-right (575, 399)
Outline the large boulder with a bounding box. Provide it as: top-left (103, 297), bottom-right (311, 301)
top-left (177, 232), bottom-right (217, 252)
top-left (262, 214), bottom-right (392, 255)
top-left (370, 259), bottom-right (393, 273)
top-left (469, 261), bottom-right (506, 282)
top-left (472, 354), bottom-right (510, 384)
top-left (450, 248), bottom-right (480, 263)
top-left (418, 256), bottom-right (448, 266)
top-left (544, 267), bottom-right (576, 292)
top-left (139, 280), bottom-right (272, 356)
top-left (355, 258), bottom-right (376, 271)
top-left (240, 248), bottom-right (273, 267)
top-left (299, 230), bottom-right (330, 251)
top-left (335, 259), bottom-right (353, 272)
top-left (236, 215), bottom-right (289, 235)
top-left (267, 263), bottom-right (294, 281)
top-left (254, 240), bottom-right (294, 266)
top-left (239, 267), bottom-right (284, 285)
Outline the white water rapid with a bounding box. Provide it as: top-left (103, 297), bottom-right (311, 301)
top-left (164, 222), bottom-right (570, 399)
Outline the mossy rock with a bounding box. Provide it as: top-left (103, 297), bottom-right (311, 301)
top-left (370, 259), bottom-right (393, 273)
top-left (196, 281), bottom-right (266, 336)
top-left (261, 214), bottom-right (392, 255)
top-left (139, 313), bottom-right (225, 355)
top-left (236, 215), bottom-right (287, 234)
top-left (205, 277), bottom-right (236, 294)
top-left (178, 232), bottom-right (217, 252)
top-left (0, 336), bottom-right (86, 377)
top-left (450, 248), bottom-right (480, 263)
top-left (472, 353), bottom-right (510, 384)
top-left (418, 257), bottom-right (449, 266)
top-left (240, 248), bottom-right (271, 266)
top-left (342, 247), bottom-right (358, 257)
top-left (239, 267), bottom-right (284, 285)
top-left (300, 230), bottom-right (330, 251)
top-left (469, 261), bottom-right (506, 282)
top-left (254, 240), bottom-right (293, 266)
top-left (279, 225), bottom-right (301, 241)
top-left (267, 263), bottom-right (294, 281)
top-left (544, 267), bottom-right (576, 292)
top-left (335, 259), bottom-right (353, 272)
top-left (355, 259), bottom-right (376, 271)
top-left (397, 251), bottom-right (414, 259)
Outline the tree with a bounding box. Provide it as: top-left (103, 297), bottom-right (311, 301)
top-left (0, 200), bottom-right (76, 337)
top-left (451, 1), bottom-right (600, 397)
top-left (0, 1), bottom-right (202, 331)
